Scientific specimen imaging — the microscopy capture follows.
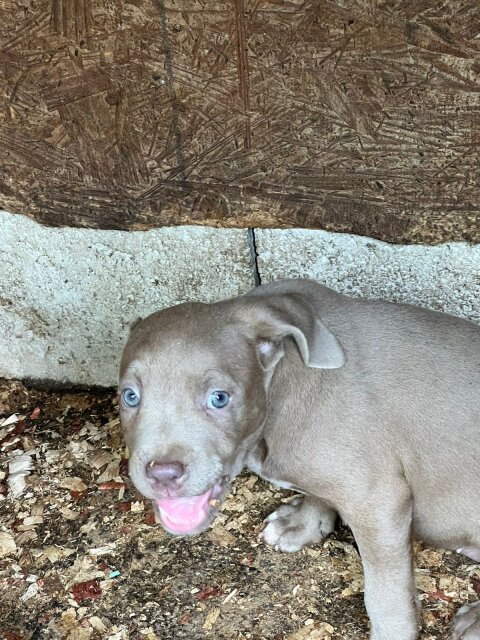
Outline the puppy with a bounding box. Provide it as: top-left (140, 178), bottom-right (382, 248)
top-left (119, 279), bottom-right (480, 640)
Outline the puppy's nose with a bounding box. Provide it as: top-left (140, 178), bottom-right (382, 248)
top-left (145, 460), bottom-right (185, 488)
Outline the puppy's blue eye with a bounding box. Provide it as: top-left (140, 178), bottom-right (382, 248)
top-left (207, 391), bottom-right (230, 409)
top-left (122, 388), bottom-right (140, 408)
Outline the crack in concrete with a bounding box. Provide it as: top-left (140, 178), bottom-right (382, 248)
top-left (247, 227), bottom-right (261, 287)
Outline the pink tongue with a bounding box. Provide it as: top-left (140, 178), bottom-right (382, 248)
top-left (156, 488), bottom-right (213, 535)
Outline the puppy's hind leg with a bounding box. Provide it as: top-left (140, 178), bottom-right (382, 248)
top-left (451, 602), bottom-right (480, 640)
top-left (451, 547), bottom-right (480, 639)
top-left (260, 495), bottom-right (336, 552)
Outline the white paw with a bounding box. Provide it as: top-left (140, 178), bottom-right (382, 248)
top-left (261, 504), bottom-right (306, 552)
top-left (259, 499), bottom-right (335, 553)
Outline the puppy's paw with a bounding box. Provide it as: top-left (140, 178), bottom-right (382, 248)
top-left (259, 497), bottom-right (336, 553)
top-left (451, 601), bottom-right (480, 640)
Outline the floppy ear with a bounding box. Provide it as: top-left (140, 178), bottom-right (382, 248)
top-left (243, 293), bottom-right (345, 371)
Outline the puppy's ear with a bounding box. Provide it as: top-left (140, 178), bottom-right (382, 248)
top-left (242, 293), bottom-right (345, 370)
top-left (256, 337), bottom-right (285, 371)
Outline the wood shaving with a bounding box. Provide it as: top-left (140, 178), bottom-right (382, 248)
top-left (0, 530), bottom-right (17, 557)
top-left (43, 545), bottom-right (76, 563)
top-left (206, 523), bottom-right (237, 547)
top-left (59, 477), bottom-right (87, 492)
top-left (286, 622), bottom-right (335, 639)
top-left (1, 414), bottom-right (21, 427)
top-left (7, 452), bottom-right (33, 498)
top-left (0, 379), bottom-right (477, 639)
top-left (202, 606), bottom-right (221, 630)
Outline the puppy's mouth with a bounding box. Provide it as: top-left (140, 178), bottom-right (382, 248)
top-left (154, 479), bottom-right (227, 535)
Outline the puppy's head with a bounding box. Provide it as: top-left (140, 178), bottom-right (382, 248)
top-left (119, 287), bottom-right (344, 536)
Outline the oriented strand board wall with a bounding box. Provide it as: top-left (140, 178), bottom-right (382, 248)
top-left (0, 0), bottom-right (479, 243)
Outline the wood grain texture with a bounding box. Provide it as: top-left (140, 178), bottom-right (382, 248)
top-left (0, 0), bottom-right (479, 242)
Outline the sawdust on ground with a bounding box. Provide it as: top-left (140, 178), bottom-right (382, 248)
top-left (0, 379), bottom-right (478, 640)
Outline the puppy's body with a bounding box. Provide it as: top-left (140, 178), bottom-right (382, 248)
top-left (248, 280), bottom-right (479, 553)
top-left (120, 279), bottom-right (480, 640)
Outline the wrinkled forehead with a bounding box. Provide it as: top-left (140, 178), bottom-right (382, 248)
top-left (120, 304), bottom-right (252, 384)
top-left (123, 340), bottom-right (228, 380)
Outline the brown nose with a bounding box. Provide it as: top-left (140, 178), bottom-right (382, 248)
top-left (145, 460), bottom-right (185, 488)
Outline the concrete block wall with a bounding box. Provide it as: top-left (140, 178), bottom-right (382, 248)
top-left (1, 210), bottom-right (479, 386)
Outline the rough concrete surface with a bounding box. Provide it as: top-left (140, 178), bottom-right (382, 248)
top-left (256, 229), bottom-right (480, 325)
top-left (0, 211), bottom-right (253, 386)
top-left (1, 211), bottom-right (479, 386)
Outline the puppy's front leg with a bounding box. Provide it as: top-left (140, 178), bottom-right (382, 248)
top-left (349, 485), bottom-right (419, 640)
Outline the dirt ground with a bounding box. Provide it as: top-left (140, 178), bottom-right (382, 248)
top-left (0, 379), bottom-right (478, 640)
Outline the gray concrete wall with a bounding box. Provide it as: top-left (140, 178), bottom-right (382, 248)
top-left (0, 211), bottom-right (253, 386)
top-left (1, 210), bottom-right (479, 386)
top-left (256, 229), bottom-right (480, 324)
